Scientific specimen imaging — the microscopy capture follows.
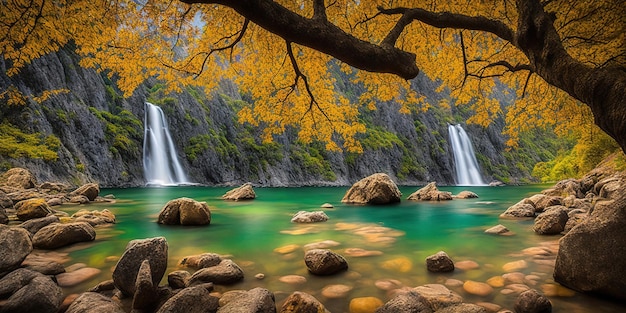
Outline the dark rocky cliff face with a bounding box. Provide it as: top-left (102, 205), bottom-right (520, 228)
top-left (0, 48), bottom-right (551, 187)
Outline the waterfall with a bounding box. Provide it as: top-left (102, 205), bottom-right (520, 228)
top-left (143, 102), bottom-right (190, 186)
top-left (448, 124), bottom-right (486, 186)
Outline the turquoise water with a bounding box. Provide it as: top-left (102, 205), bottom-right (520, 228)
top-left (57, 186), bottom-right (625, 312)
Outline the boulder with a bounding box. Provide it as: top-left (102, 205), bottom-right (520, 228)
top-left (1, 168), bottom-right (37, 189)
top-left (72, 209), bottom-right (116, 224)
top-left (280, 291), bottom-right (327, 313)
top-left (455, 191), bottom-right (478, 199)
top-left (435, 303), bottom-right (487, 313)
top-left (69, 183), bottom-right (100, 201)
top-left (341, 173), bottom-right (402, 204)
top-left (19, 215), bottom-right (60, 236)
top-left (304, 249), bottom-right (348, 275)
top-left (514, 289), bottom-right (552, 313)
top-left (112, 237), bottom-right (168, 297)
top-left (156, 285), bottom-right (219, 313)
top-left (554, 186), bottom-right (626, 301)
top-left (179, 252), bottom-right (222, 269)
top-left (216, 287), bottom-right (275, 313)
top-left (0, 190), bottom-right (12, 210)
top-left (413, 284), bottom-right (463, 311)
top-left (168, 270), bottom-right (191, 289)
top-left (56, 267), bottom-right (101, 287)
top-left (0, 269), bottom-right (63, 313)
top-left (0, 225), bottom-right (32, 276)
top-left (484, 224), bottom-right (511, 235)
top-left (407, 182), bottom-right (453, 201)
top-left (158, 197), bottom-right (211, 226)
top-left (21, 253), bottom-right (66, 275)
top-left (533, 206), bottom-right (569, 235)
top-left (527, 194), bottom-right (562, 213)
top-left (32, 222), bottom-right (96, 249)
top-left (426, 251), bottom-right (455, 273)
top-left (291, 210), bottom-right (329, 223)
top-left (132, 260), bottom-right (158, 311)
top-left (65, 292), bottom-right (125, 313)
top-left (499, 201), bottom-right (535, 219)
top-left (375, 291), bottom-right (432, 313)
top-left (222, 183), bottom-right (256, 201)
top-left (15, 198), bottom-right (53, 221)
top-left (38, 182), bottom-right (69, 193)
top-left (188, 259), bottom-right (244, 285)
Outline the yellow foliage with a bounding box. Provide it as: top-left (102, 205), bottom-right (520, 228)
top-left (1, 0), bottom-right (622, 151)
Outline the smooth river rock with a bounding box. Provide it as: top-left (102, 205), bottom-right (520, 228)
top-left (0, 224), bottom-right (32, 276)
top-left (304, 249), bottom-right (348, 275)
top-left (32, 222), bottom-right (96, 249)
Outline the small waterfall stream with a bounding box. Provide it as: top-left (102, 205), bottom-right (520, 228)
top-left (143, 102), bottom-right (190, 186)
top-left (448, 124), bottom-right (486, 186)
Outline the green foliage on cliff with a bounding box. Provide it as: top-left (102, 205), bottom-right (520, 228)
top-left (0, 121), bottom-right (60, 161)
top-left (89, 107), bottom-right (142, 156)
top-left (290, 144), bottom-right (336, 181)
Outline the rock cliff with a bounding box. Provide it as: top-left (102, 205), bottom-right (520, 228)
top-left (0, 47), bottom-right (554, 187)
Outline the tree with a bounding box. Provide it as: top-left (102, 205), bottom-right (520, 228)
top-left (1, 0), bottom-right (625, 154)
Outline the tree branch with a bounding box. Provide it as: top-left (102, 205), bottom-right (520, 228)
top-left (313, 0), bottom-right (327, 21)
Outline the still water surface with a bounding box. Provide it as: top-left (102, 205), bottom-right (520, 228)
top-left (57, 185), bottom-right (625, 312)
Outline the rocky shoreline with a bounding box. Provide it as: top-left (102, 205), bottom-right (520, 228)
top-left (1, 168), bottom-right (625, 312)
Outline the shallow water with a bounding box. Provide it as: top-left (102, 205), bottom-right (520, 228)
top-left (55, 185), bottom-right (626, 312)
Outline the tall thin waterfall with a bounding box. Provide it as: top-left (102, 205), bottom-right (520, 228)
top-left (143, 102), bottom-right (190, 186)
top-left (448, 124), bottom-right (486, 186)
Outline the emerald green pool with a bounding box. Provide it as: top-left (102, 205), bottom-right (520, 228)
top-left (56, 185), bottom-right (625, 312)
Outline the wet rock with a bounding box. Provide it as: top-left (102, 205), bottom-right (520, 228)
top-left (279, 275), bottom-right (307, 285)
top-left (112, 237), bottom-right (168, 297)
top-left (407, 182), bottom-right (453, 201)
top-left (413, 284), bottom-right (463, 311)
top-left (19, 215), bottom-right (60, 236)
top-left (349, 296), bottom-right (384, 313)
top-left (217, 287), bottom-right (275, 313)
top-left (179, 252), bottom-right (222, 269)
top-left (65, 292), bottom-right (125, 313)
top-left (554, 185), bottom-right (626, 301)
top-left (1, 168), bottom-right (37, 189)
top-left (188, 259), bottom-right (244, 285)
top-left (15, 198), bottom-right (53, 221)
top-left (455, 191), bottom-right (478, 199)
top-left (168, 270), bottom-right (191, 289)
top-left (274, 244), bottom-right (300, 254)
top-left (281, 291), bottom-right (327, 313)
top-left (222, 183), bottom-right (256, 201)
top-left (381, 257), bottom-right (413, 272)
top-left (156, 285), bottom-right (219, 313)
top-left (344, 247), bottom-right (383, 257)
top-left (426, 251), bottom-right (455, 272)
top-left (341, 173), bottom-right (402, 205)
top-left (0, 269), bottom-right (63, 313)
top-left (375, 291), bottom-right (432, 313)
top-left (502, 260), bottom-right (528, 272)
top-left (69, 183), bottom-right (100, 201)
top-left (484, 224), bottom-right (511, 235)
top-left (321, 284), bottom-right (352, 298)
top-left (304, 249), bottom-right (349, 275)
top-left (303, 240), bottom-right (340, 251)
top-left (0, 224), bottom-right (32, 276)
top-left (486, 276), bottom-right (505, 288)
top-left (463, 280), bottom-right (494, 296)
top-left (56, 267), bottom-right (101, 287)
top-left (454, 260), bottom-right (479, 271)
top-left (533, 206), bottom-right (568, 235)
top-left (291, 210), bottom-right (329, 223)
top-left (32, 222), bottom-right (96, 249)
top-left (514, 289), bottom-right (552, 313)
top-left (158, 197), bottom-right (211, 226)
top-left (499, 201), bottom-right (535, 219)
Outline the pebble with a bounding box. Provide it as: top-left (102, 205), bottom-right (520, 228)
top-left (344, 248), bottom-right (383, 257)
top-left (445, 279), bottom-right (464, 287)
top-left (502, 260), bottom-right (528, 272)
top-left (278, 275), bottom-right (307, 285)
top-left (455, 260), bottom-right (480, 270)
top-left (303, 240), bottom-right (340, 250)
top-left (380, 257), bottom-right (413, 273)
top-left (280, 226), bottom-right (319, 235)
top-left (349, 296), bottom-right (384, 313)
top-left (254, 273), bottom-right (265, 280)
top-left (321, 284), bottom-right (353, 298)
top-left (502, 272), bottom-right (525, 284)
top-left (463, 280), bottom-right (494, 296)
top-left (274, 244), bottom-right (300, 254)
top-left (486, 276), bottom-right (505, 288)
top-left (476, 302), bottom-right (502, 312)
top-left (374, 279), bottom-right (403, 291)
top-left (504, 283), bottom-right (530, 294)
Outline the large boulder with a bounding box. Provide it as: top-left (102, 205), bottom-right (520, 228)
top-left (527, 194), bottom-right (562, 213)
top-left (0, 225), bottom-right (32, 276)
top-left (217, 287), bottom-right (275, 313)
top-left (222, 183), bottom-right (256, 201)
top-left (15, 198), bottom-right (53, 221)
top-left (112, 237), bottom-right (168, 297)
top-left (341, 173), bottom-right (402, 205)
top-left (1, 168), bottom-right (37, 189)
top-left (291, 211), bottom-right (329, 223)
top-left (407, 182), bottom-right (453, 201)
top-left (158, 197), bottom-right (211, 226)
top-left (0, 268), bottom-right (63, 313)
top-left (499, 201), bottom-right (535, 219)
top-left (19, 215), bottom-right (60, 236)
top-left (32, 222), bottom-right (96, 249)
top-left (69, 183), bottom-right (100, 201)
top-left (65, 292), bottom-right (125, 313)
top-left (304, 249), bottom-right (348, 275)
top-left (156, 285), bottom-right (219, 313)
top-left (533, 206), bottom-right (569, 235)
top-left (554, 181), bottom-right (626, 301)
top-left (188, 259), bottom-right (244, 286)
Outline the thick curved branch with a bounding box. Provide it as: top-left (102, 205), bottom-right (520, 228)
top-left (180, 0), bottom-right (419, 79)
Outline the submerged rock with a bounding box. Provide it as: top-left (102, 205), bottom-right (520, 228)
top-left (484, 224), bottom-right (512, 235)
top-left (407, 182), bottom-right (452, 201)
top-left (158, 197), bottom-right (211, 226)
top-left (291, 210), bottom-right (329, 223)
top-left (341, 173), bottom-right (402, 205)
top-left (222, 183), bottom-right (256, 201)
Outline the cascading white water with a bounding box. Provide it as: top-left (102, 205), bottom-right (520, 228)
top-left (143, 102), bottom-right (190, 186)
top-left (448, 124), bottom-right (486, 186)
